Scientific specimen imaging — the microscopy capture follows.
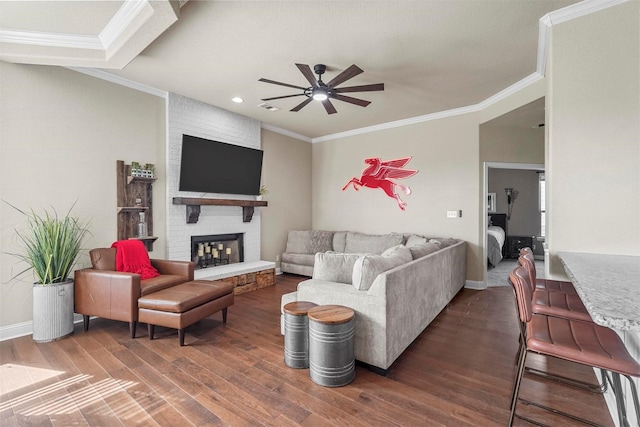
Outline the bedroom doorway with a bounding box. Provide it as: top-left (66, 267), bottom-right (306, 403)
top-left (483, 162), bottom-right (544, 287)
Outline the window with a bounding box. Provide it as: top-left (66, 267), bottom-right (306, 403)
top-left (539, 172), bottom-right (546, 237)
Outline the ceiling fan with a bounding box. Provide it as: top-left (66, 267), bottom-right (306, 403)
top-left (259, 63), bottom-right (384, 114)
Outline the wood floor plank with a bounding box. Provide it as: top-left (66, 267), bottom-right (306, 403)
top-left (0, 275), bottom-right (615, 426)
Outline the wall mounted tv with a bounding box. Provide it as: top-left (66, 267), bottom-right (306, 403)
top-left (179, 134), bottom-right (263, 196)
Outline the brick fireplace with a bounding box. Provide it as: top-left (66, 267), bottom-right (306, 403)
top-left (164, 93), bottom-right (276, 295)
top-left (165, 92), bottom-right (262, 263)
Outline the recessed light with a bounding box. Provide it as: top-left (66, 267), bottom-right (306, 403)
top-left (232, 97), bottom-right (244, 103)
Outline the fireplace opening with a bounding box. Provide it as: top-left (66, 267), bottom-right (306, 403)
top-left (191, 233), bottom-right (244, 269)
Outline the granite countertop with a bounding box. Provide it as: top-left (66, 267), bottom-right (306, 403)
top-left (558, 252), bottom-right (640, 331)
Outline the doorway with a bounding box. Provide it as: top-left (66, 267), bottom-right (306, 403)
top-left (483, 162), bottom-right (544, 287)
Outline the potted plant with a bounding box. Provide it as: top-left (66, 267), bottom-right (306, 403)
top-left (9, 203), bottom-right (90, 342)
top-left (257, 184), bottom-right (268, 201)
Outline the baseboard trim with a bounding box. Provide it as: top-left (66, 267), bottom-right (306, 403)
top-left (465, 280), bottom-right (486, 290)
top-left (1, 314), bottom-right (86, 342)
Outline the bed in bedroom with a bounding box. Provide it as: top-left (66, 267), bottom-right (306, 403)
top-left (488, 213), bottom-right (507, 267)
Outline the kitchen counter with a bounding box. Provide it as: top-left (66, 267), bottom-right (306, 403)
top-left (558, 252), bottom-right (640, 331)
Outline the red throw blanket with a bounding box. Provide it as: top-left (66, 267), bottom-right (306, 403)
top-left (111, 240), bottom-right (159, 280)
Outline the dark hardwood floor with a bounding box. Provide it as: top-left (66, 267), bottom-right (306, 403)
top-left (0, 274), bottom-right (613, 426)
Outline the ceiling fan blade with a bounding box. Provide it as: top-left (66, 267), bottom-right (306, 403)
top-left (261, 94), bottom-right (306, 101)
top-left (295, 64), bottom-right (318, 87)
top-left (334, 94), bottom-right (371, 107)
top-left (290, 97), bottom-right (313, 112)
top-left (259, 78), bottom-right (307, 91)
top-left (335, 83), bottom-right (384, 93)
top-left (326, 64), bottom-right (363, 88)
top-left (322, 99), bottom-right (337, 114)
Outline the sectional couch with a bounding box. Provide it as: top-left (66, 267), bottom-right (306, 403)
top-left (280, 230), bottom-right (466, 372)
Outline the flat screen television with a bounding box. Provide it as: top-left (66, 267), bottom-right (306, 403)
top-left (179, 134), bottom-right (263, 196)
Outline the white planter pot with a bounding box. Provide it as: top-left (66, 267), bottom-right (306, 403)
top-left (32, 280), bottom-right (74, 342)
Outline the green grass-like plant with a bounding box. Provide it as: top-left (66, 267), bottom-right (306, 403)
top-left (9, 203), bottom-right (90, 285)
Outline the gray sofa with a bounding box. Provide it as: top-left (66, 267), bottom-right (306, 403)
top-left (280, 231), bottom-right (466, 372)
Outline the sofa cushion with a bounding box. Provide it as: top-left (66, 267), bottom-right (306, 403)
top-left (409, 242), bottom-right (442, 260)
top-left (90, 248), bottom-right (116, 270)
top-left (352, 244), bottom-right (412, 290)
top-left (313, 252), bottom-right (362, 285)
top-left (345, 232), bottom-right (404, 254)
top-left (281, 252), bottom-right (315, 267)
top-left (332, 231), bottom-right (347, 253)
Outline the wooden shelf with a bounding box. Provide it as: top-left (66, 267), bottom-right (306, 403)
top-left (117, 160), bottom-right (156, 251)
top-left (127, 176), bottom-right (156, 185)
top-left (128, 236), bottom-right (158, 242)
top-left (172, 197), bottom-right (268, 223)
top-left (117, 206), bottom-right (150, 213)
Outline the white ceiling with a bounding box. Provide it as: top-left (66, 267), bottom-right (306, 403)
top-left (1, 0), bottom-right (593, 140)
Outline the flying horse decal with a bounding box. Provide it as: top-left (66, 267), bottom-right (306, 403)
top-left (342, 157), bottom-right (418, 210)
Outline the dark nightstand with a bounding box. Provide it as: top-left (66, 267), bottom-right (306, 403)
top-left (507, 235), bottom-right (533, 259)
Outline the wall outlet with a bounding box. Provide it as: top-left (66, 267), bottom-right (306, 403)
top-left (447, 210), bottom-right (458, 218)
top-left (276, 254), bottom-right (280, 261)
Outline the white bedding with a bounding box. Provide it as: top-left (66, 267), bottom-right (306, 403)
top-left (488, 226), bottom-right (505, 250)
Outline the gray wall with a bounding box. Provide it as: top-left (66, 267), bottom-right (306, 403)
top-left (488, 169), bottom-right (540, 237)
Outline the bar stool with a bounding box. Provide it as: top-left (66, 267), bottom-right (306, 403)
top-left (508, 266), bottom-right (640, 427)
top-left (519, 247), bottom-right (577, 294)
top-left (515, 258), bottom-right (605, 393)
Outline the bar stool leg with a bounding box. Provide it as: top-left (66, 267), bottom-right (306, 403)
top-left (622, 374), bottom-right (640, 426)
top-left (509, 341), bottom-right (527, 426)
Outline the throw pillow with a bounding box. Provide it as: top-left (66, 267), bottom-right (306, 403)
top-left (428, 237), bottom-right (458, 248)
top-left (332, 231), bottom-right (347, 253)
top-left (308, 230), bottom-right (334, 253)
top-left (313, 252), bottom-right (362, 285)
top-left (405, 234), bottom-right (427, 247)
top-left (285, 230), bottom-right (311, 253)
top-left (352, 244), bottom-right (412, 291)
top-left (409, 242), bottom-right (442, 260)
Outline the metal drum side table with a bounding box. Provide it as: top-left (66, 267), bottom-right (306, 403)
top-left (283, 301), bottom-right (318, 368)
top-left (308, 305), bottom-right (355, 387)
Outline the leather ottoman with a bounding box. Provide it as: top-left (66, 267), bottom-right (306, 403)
top-left (138, 280), bottom-right (234, 346)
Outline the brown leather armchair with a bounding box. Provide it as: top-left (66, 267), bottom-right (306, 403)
top-left (74, 248), bottom-right (194, 338)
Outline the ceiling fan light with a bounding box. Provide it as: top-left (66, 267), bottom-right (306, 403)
top-left (312, 89), bottom-right (328, 101)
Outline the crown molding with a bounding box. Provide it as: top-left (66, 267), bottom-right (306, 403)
top-left (313, 72), bottom-right (543, 143)
top-left (99, 0), bottom-right (150, 49)
top-left (67, 67), bottom-right (168, 99)
top-left (537, 0), bottom-right (630, 75)
top-left (0, 0), bottom-right (151, 51)
top-left (0, 0), bottom-right (177, 68)
top-left (0, 29), bottom-right (103, 49)
top-left (261, 124), bottom-right (312, 143)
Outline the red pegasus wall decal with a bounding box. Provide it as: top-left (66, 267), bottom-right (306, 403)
top-left (342, 157), bottom-right (418, 210)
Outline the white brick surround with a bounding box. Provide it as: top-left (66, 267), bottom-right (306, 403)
top-left (166, 93), bottom-right (262, 262)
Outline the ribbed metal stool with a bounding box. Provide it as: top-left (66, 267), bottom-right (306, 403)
top-left (283, 301), bottom-right (317, 369)
top-left (308, 305), bottom-right (355, 387)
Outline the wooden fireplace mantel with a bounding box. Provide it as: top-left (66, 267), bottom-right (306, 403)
top-left (172, 197), bottom-right (268, 224)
